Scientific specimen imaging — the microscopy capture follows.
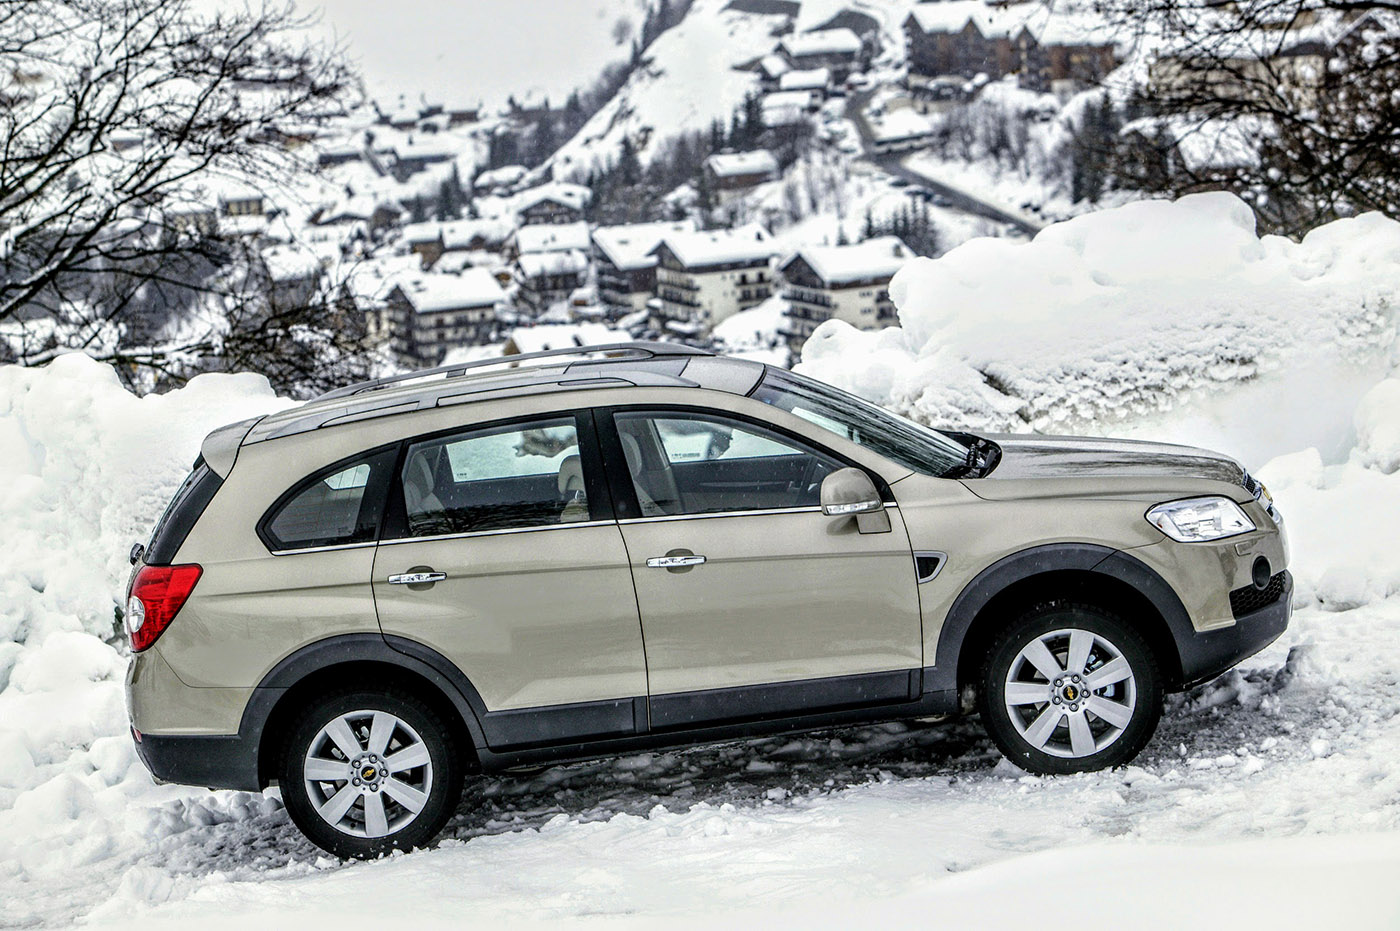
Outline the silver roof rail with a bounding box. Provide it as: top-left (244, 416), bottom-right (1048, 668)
top-left (316, 341), bottom-right (714, 401)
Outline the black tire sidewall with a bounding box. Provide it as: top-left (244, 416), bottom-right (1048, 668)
top-left (979, 604), bottom-right (1163, 776)
top-left (278, 689), bottom-right (461, 859)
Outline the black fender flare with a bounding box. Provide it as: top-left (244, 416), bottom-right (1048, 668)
top-left (925, 543), bottom-right (1193, 693)
top-left (237, 633), bottom-right (492, 779)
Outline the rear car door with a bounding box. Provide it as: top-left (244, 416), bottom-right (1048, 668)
top-left (371, 411), bottom-right (648, 748)
top-left (600, 407), bottom-right (924, 729)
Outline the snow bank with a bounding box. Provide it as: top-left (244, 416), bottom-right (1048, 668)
top-left (0, 355), bottom-right (288, 920)
top-left (800, 192), bottom-right (1400, 466)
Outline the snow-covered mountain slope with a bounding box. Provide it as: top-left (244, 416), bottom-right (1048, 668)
top-left (8, 195), bottom-right (1400, 926)
top-left (550, 0), bottom-right (783, 174)
top-left (800, 192), bottom-right (1400, 467)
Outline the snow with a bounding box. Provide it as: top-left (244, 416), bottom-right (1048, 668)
top-left (800, 192), bottom-right (1400, 465)
top-left (657, 223), bottom-right (775, 268)
top-left (516, 249), bottom-right (590, 279)
top-left (780, 27), bottom-right (863, 58)
top-left (395, 269), bottom-right (506, 314)
top-left (550, 0), bottom-right (789, 172)
top-left (781, 235), bottom-right (912, 284)
top-left (592, 220), bottom-right (697, 271)
top-left (704, 150), bottom-right (779, 179)
top-left (506, 324), bottom-right (631, 355)
top-left (513, 222), bottom-right (593, 256)
top-left (779, 67), bottom-right (832, 92)
top-left (12, 194), bottom-right (1400, 926)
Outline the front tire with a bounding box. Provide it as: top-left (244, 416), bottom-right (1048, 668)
top-left (978, 603), bottom-right (1163, 775)
top-left (279, 689), bottom-right (462, 859)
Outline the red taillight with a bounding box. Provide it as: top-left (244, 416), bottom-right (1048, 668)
top-left (126, 564), bottom-right (202, 652)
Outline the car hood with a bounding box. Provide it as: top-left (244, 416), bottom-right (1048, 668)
top-left (969, 433), bottom-right (1245, 491)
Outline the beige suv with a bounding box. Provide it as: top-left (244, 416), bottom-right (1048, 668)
top-left (124, 343), bottom-right (1290, 858)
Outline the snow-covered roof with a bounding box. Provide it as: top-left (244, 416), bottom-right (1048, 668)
top-left (442, 217), bottom-right (514, 251)
top-left (758, 53), bottom-right (791, 78)
top-left (869, 109), bottom-right (933, 142)
top-left (592, 220), bottom-right (698, 271)
top-left (400, 220), bottom-right (444, 245)
top-left (763, 90), bottom-right (814, 117)
top-left (513, 221), bottom-right (592, 255)
top-left (705, 150), bottom-right (779, 179)
top-left (394, 268), bottom-right (506, 314)
top-left (781, 236), bottom-right (912, 286)
top-left (513, 181), bottom-right (591, 215)
top-left (261, 245), bottom-right (323, 283)
top-left (517, 248), bottom-right (589, 279)
top-left (653, 224), bottom-right (776, 269)
top-left (780, 68), bottom-right (832, 91)
top-left (781, 28), bottom-right (862, 58)
top-left (506, 323), bottom-right (629, 354)
top-left (392, 138), bottom-right (457, 162)
top-left (474, 165), bottom-right (528, 190)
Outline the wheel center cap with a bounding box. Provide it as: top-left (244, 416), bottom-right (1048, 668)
top-left (1061, 684), bottom-right (1080, 703)
top-left (361, 765), bottom-right (378, 781)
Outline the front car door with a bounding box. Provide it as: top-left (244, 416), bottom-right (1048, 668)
top-left (600, 407), bottom-right (924, 729)
top-left (372, 410), bottom-right (648, 749)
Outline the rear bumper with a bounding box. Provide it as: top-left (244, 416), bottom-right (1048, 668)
top-left (131, 729), bottom-right (261, 792)
top-left (1176, 571), bottom-right (1292, 689)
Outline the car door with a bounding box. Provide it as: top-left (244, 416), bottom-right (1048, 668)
top-left (600, 407), bottom-right (924, 729)
top-left (371, 411), bottom-right (648, 749)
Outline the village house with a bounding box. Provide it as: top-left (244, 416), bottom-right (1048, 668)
top-left (903, 1), bottom-right (1118, 96)
top-left (778, 67), bottom-right (833, 106)
top-left (762, 90), bottom-right (816, 127)
top-left (515, 250), bottom-right (590, 316)
top-left (755, 53), bottom-right (791, 92)
top-left (650, 224), bottom-right (777, 337)
top-left (385, 268), bottom-right (507, 364)
top-left (592, 220), bottom-right (698, 317)
top-left (513, 182), bottom-right (592, 225)
top-left (779, 27), bottom-right (864, 82)
top-left (778, 236), bottom-right (910, 354)
top-left (506, 220), bottom-right (592, 262)
top-left (703, 151), bottom-right (780, 201)
top-left (390, 138), bottom-right (457, 181)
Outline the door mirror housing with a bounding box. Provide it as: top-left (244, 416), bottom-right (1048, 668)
top-left (821, 468), bottom-right (890, 533)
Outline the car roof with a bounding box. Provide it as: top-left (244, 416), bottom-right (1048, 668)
top-left (241, 343), bottom-right (768, 446)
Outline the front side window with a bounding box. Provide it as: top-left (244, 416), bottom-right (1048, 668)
top-left (614, 411), bottom-right (843, 517)
top-left (753, 368), bottom-right (968, 478)
top-left (262, 448), bottom-right (397, 551)
top-left (399, 416), bottom-right (588, 537)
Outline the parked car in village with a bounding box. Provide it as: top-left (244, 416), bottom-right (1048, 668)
top-left (124, 344), bottom-right (1290, 858)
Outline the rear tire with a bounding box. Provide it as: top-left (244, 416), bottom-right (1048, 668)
top-left (279, 689), bottom-right (461, 859)
top-left (978, 602), bottom-right (1163, 775)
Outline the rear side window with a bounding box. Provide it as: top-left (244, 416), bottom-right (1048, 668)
top-left (397, 416), bottom-right (587, 537)
top-left (260, 448), bottom-right (397, 552)
top-left (145, 458), bottom-right (223, 565)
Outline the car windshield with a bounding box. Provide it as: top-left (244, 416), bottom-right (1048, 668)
top-left (752, 368), bottom-right (969, 478)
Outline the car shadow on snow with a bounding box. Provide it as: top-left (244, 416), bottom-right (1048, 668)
top-left (146, 649), bottom-right (1315, 882)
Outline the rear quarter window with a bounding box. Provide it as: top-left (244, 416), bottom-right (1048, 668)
top-left (258, 447), bottom-right (397, 552)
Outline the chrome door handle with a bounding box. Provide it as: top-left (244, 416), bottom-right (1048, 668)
top-left (388, 571), bottom-right (447, 585)
top-left (646, 555), bottom-right (706, 568)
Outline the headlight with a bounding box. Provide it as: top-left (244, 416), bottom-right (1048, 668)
top-left (1146, 496), bottom-right (1255, 543)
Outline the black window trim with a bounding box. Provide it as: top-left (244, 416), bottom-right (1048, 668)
top-left (256, 443), bottom-right (400, 555)
top-left (594, 404), bottom-right (895, 522)
top-left (378, 408), bottom-right (615, 543)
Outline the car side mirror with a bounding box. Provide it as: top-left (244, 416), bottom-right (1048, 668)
top-left (129, 542), bottom-right (145, 566)
top-left (820, 468), bottom-right (890, 534)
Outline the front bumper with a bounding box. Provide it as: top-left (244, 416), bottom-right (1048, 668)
top-left (1176, 570), bottom-right (1293, 689)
